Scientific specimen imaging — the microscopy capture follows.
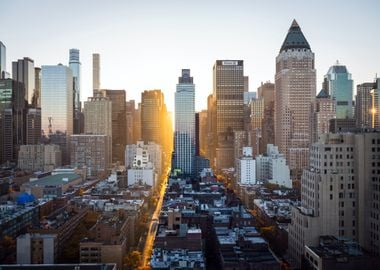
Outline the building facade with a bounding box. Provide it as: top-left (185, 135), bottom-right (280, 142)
top-left (83, 95), bottom-right (112, 164)
top-left (18, 144), bottom-right (61, 172)
top-left (323, 62), bottom-right (353, 119)
top-left (101, 89), bottom-right (126, 164)
top-left (41, 64), bottom-right (73, 164)
top-left (92, 53), bottom-right (100, 93)
top-left (236, 147), bottom-right (256, 185)
top-left (313, 89), bottom-right (336, 142)
top-left (255, 144), bottom-right (291, 188)
top-left (173, 69), bottom-right (195, 175)
top-left (70, 134), bottom-right (110, 176)
top-left (275, 20), bottom-right (316, 179)
top-left (69, 49), bottom-right (82, 134)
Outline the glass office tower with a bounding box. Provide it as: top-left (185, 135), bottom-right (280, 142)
top-left (323, 62), bottom-right (353, 119)
top-left (41, 64), bottom-right (73, 164)
top-left (173, 69), bottom-right (195, 174)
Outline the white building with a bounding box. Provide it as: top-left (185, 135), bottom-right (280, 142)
top-left (288, 133), bottom-right (359, 268)
top-left (127, 141), bottom-right (157, 188)
top-left (256, 144), bottom-right (291, 188)
top-left (125, 141), bottom-right (162, 175)
top-left (236, 147), bottom-right (256, 185)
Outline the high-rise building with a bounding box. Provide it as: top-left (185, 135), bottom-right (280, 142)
top-left (323, 62), bottom-right (353, 119)
top-left (26, 108), bottom-right (41, 145)
top-left (83, 95), bottom-right (112, 164)
top-left (173, 69), bottom-right (195, 175)
top-left (41, 64), bottom-right (73, 164)
top-left (244, 76), bottom-right (249, 92)
top-left (313, 89), bottom-right (336, 142)
top-left (70, 134), bottom-right (110, 176)
top-left (355, 79), bottom-right (380, 129)
top-left (213, 60), bottom-right (245, 170)
top-left (356, 133), bottom-right (380, 256)
top-left (126, 100), bottom-right (136, 145)
top-left (198, 110), bottom-right (207, 156)
top-left (0, 78), bottom-right (27, 163)
top-left (258, 82), bottom-right (275, 151)
top-left (100, 89), bottom-right (126, 164)
top-left (213, 60), bottom-right (244, 134)
top-left (140, 89), bottom-right (173, 161)
top-left (0, 79), bottom-right (15, 163)
top-left (288, 132), bottom-right (380, 267)
top-left (0, 41), bottom-right (6, 78)
top-left (92, 53), bottom-right (100, 93)
top-left (69, 49), bottom-right (82, 134)
top-left (12, 57), bottom-right (35, 105)
top-left (249, 98), bottom-right (264, 156)
top-left (288, 133), bottom-right (357, 267)
top-left (141, 90), bottom-right (164, 144)
top-left (33, 67), bottom-right (41, 108)
top-left (275, 20), bottom-right (316, 179)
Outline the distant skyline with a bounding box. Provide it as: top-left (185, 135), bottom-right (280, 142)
top-left (1, 0), bottom-right (379, 112)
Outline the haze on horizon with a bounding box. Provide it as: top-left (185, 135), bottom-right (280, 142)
top-left (1, 0), bottom-right (379, 112)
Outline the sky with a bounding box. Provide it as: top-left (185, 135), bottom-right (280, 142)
top-left (1, 0), bottom-right (379, 112)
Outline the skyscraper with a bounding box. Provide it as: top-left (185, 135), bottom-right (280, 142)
top-left (213, 60), bottom-right (245, 170)
top-left (0, 41), bottom-right (6, 78)
top-left (92, 53), bottom-right (100, 93)
top-left (12, 57), bottom-right (35, 105)
top-left (100, 89), bottom-right (126, 164)
top-left (213, 60), bottom-right (244, 134)
top-left (26, 108), bottom-right (41, 145)
top-left (69, 49), bottom-right (81, 134)
top-left (275, 20), bottom-right (316, 179)
top-left (173, 69), bottom-right (195, 175)
top-left (141, 90), bottom-right (172, 163)
top-left (258, 82), bottom-right (275, 151)
top-left (141, 90), bottom-right (165, 144)
top-left (33, 67), bottom-right (41, 108)
top-left (41, 64), bottom-right (73, 164)
top-left (323, 62), bottom-right (353, 119)
top-left (355, 79), bottom-right (380, 129)
top-left (313, 89), bottom-right (336, 142)
top-left (288, 132), bottom-right (380, 267)
top-left (84, 95), bottom-right (112, 164)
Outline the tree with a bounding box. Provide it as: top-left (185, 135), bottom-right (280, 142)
top-left (124, 250), bottom-right (142, 270)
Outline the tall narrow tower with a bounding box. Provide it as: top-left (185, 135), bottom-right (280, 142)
top-left (69, 49), bottom-right (81, 134)
top-left (173, 69), bottom-right (195, 175)
top-left (92, 53), bottom-right (100, 94)
top-left (275, 20), bottom-right (316, 179)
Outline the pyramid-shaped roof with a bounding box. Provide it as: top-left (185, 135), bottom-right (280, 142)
top-left (280, 19), bottom-right (311, 53)
top-left (316, 89), bottom-right (330, 99)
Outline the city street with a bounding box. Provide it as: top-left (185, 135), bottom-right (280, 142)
top-left (141, 168), bottom-right (170, 267)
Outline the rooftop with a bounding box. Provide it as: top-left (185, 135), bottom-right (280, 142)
top-left (28, 173), bottom-right (81, 186)
top-left (280, 19), bottom-right (311, 53)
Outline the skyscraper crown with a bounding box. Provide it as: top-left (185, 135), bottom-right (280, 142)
top-left (280, 19), bottom-right (311, 53)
